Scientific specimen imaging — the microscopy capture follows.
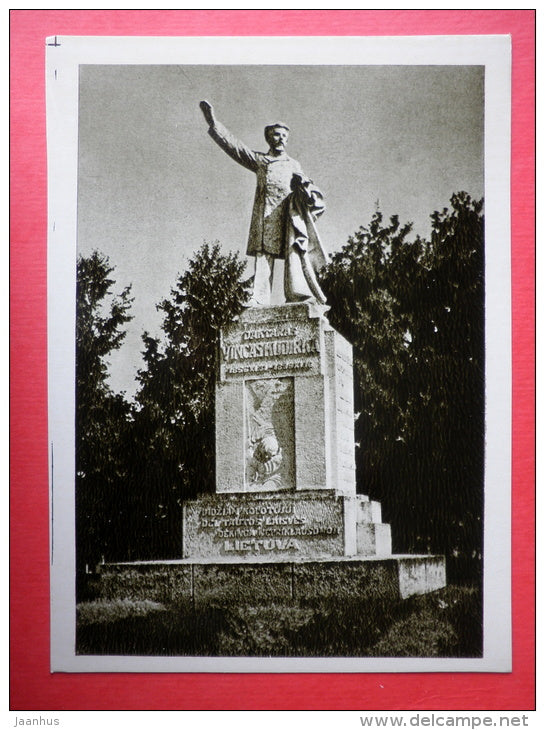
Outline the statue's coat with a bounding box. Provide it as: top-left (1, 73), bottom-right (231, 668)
top-left (209, 122), bottom-right (302, 258)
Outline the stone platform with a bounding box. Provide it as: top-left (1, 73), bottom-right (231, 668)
top-left (96, 555), bottom-right (446, 605)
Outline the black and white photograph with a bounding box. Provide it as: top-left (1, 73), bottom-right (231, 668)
top-left (47, 35), bottom-right (512, 672)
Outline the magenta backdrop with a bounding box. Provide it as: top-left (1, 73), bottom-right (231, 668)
top-left (10, 10), bottom-right (535, 710)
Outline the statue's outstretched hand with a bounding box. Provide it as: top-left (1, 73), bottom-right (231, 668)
top-left (200, 100), bottom-right (216, 127)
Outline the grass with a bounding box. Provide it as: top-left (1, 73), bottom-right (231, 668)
top-left (76, 584), bottom-right (482, 657)
top-left (77, 598), bottom-right (165, 625)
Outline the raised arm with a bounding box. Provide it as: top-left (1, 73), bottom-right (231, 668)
top-left (199, 100), bottom-right (259, 173)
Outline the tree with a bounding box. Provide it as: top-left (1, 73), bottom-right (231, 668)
top-left (410, 193), bottom-right (485, 574)
top-left (126, 242), bottom-right (250, 558)
top-left (320, 193), bottom-right (484, 578)
top-left (76, 251), bottom-right (133, 571)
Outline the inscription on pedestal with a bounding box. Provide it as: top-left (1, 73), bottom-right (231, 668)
top-left (183, 493), bottom-right (346, 560)
top-left (219, 310), bottom-right (323, 381)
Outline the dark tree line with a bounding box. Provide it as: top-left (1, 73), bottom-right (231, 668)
top-left (320, 192), bottom-right (484, 577)
top-left (76, 244), bottom-right (249, 568)
top-left (76, 252), bottom-right (133, 567)
top-left (76, 193), bottom-right (484, 581)
top-left (123, 244), bottom-right (249, 558)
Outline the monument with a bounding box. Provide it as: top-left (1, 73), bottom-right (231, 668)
top-left (179, 103), bottom-right (446, 597)
top-left (98, 103), bottom-right (446, 607)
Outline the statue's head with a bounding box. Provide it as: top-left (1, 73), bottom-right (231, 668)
top-left (264, 122), bottom-right (290, 152)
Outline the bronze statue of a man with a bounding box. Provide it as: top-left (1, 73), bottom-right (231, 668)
top-left (200, 100), bottom-right (328, 307)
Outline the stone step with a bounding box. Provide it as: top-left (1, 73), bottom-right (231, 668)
top-left (356, 522), bottom-right (392, 557)
top-left (357, 498), bottom-right (382, 524)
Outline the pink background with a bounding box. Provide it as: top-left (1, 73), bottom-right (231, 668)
top-left (10, 10), bottom-right (535, 710)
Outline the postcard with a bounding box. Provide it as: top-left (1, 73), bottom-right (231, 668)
top-left (47, 34), bottom-right (511, 672)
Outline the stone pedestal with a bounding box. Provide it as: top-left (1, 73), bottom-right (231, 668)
top-left (184, 302), bottom-right (393, 561)
top-left (215, 302), bottom-right (357, 495)
top-left (99, 302), bottom-right (446, 614)
top-left (183, 490), bottom-right (391, 561)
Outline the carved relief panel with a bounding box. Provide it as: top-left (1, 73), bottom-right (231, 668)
top-left (245, 377), bottom-right (295, 491)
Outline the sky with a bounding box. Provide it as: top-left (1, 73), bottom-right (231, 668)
top-left (77, 63), bottom-right (484, 397)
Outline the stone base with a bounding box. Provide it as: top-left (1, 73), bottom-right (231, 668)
top-left (183, 490), bottom-right (392, 561)
top-left (96, 555), bottom-right (446, 605)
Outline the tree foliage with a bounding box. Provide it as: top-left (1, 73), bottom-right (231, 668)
top-left (124, 242), bottom-right (250, 558)
top-left (76, 251), bottom-right (133, 570)
top-left (320, 192), bottom-right (484, 576)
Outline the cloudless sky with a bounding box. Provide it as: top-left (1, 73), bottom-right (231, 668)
top-left (77, 64), bottom-right (483, 397)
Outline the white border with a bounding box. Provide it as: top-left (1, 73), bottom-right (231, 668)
top-left (47, 35), bottom-right (511, 673)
